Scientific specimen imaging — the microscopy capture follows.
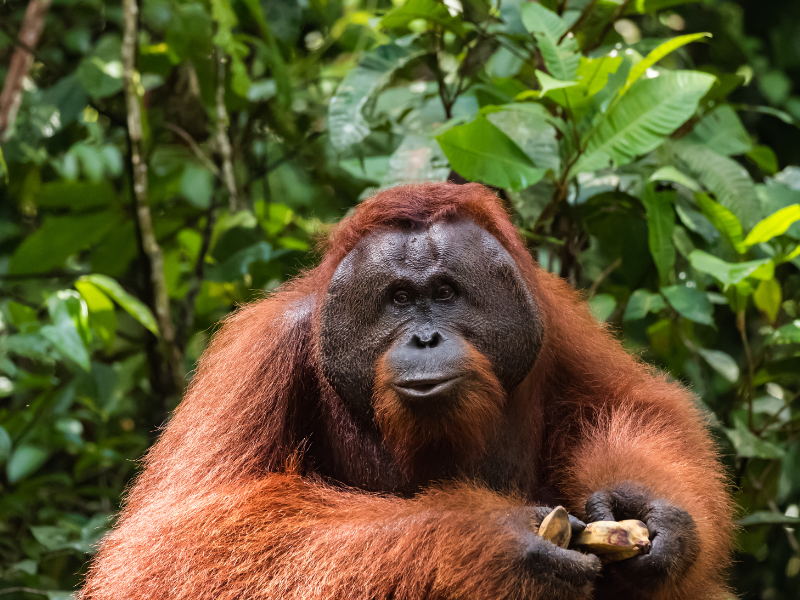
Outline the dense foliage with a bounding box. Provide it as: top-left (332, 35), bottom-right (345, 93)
top-left (1, 0), bottom-right (799, 598)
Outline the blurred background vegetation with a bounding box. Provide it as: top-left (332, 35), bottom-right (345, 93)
top-left (0, 0), bottom-right (799, 597)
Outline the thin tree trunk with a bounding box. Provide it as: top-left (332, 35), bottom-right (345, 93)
top-left (122, 0), bottom-right (184, 395)
top-left (215, 51), bottom-right (242, 212)
top-left (0, 0), bottom-right (53, 140)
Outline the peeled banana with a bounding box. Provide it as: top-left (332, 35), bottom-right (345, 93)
top-left (537, 507), bottom-right (651, 562)
top-left (573, 519), bottom-right (651, 561)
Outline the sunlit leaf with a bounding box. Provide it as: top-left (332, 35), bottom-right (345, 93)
top-left (741, 204), bottom-right (800, 249)
top-left (574, 71), bottom-right (715, 174)
top-left (79, 275), bottom-right (159, 335)
top-left (693, 192), bottom-right (744, 249)
top-left (753, 278), bottom-right (782, 322)
top-left (624, 33), bottom-right (711, 93)
top-left (381, 0), bottom-right (465, 35)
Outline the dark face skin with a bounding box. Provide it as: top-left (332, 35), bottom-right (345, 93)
top-left (319, 218), bottom-right (543, 420)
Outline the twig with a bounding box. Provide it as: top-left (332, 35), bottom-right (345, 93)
top-left (0, 0), bottom-right (52, 140)
top-left (736, 310), bottom-right (756, 431)
top-left (164, 122), bottom-right (220, 176)
top-left (214, 50), bottom-right (242, 212)
top-left (122, 0), bottom-right (184, 392)
top-left (177, 199), bottom-right (217, 349)
top-left (587, 257), bottom-right (621, 298)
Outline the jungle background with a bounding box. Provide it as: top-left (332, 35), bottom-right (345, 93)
top-left (1, 0), bottom-right (799, 597)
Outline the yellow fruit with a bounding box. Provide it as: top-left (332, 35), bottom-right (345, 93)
top-left (572, 520), bottom-right (651, 561)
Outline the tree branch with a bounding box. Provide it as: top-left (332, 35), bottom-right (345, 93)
top-left (0, 0), bottom-right (52, 140)
top-left (214, 50), bottom-right (242, 212)
top-left (122, 0), bottom-right (184, 393)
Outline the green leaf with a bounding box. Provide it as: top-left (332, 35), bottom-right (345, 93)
top-left (686, 105), bottom-right (751, 156)
top-left (741, 204), bottom-right (800, 249)
top-left (737, 511), bottom-right (800, 526)
top-left (79, 274), bottom-right (159, 335)
top-left (521, 3), bottom-right (579, 81)
top-left (771, 320), bottom-right (800, 345)
top-left (650, 166), bottom-right (701, 192)
top-left (0, 425), bottom-right (11, 464)
top-left (661, 285), bottom-right (714, 326)
top-left (534, 70), bottom-right (580, 98)
top-left (207, 242), bottom-right (277, 282)
top-left (485, 103), bottom-right (560, 173)
top-left (623, 289), bottom-right (666, 321)
top-left (7, 445), bottom-right (49, 483)
top-left (696, 348), bottom-right (740, 383)
top-left (35, 181), bottom-right (116, 210)
top-left (211, 0), bottom-right (252, 97)
top-left (180, 163), bottom-right (214, 209)
top-left (624, 33), bottom-right (711, 93)
top-left (574, 71), bottom-right (715, 174)
top-left (746, 145), bottom-right (778, 175)
top-left (671, 141), bottom-right (761, 230)
top-left (381, 0), bottom-right (464, 35)
top-left (437, 117), bottom-right (545, 192)
top-left (688, 250), bottom-right (772, 286)
top-left (753, 278), bottom-right (782, 322)
top-left (329, 41), bottom-right (424, 151)
top-left (8, 211), bottom-right (124, 275)
top-left (41, 319), bottom-right (91, 371)
top-left (641, 185), bottom-right (675, 286)
top-left (589, 294), bottom-right (617, 322)
top-left (725, 418), bottom-right (785, 459)
top-left (75, 280), bottom-right (117, 348)
top-left (693, 192), bottom-right (744, 249)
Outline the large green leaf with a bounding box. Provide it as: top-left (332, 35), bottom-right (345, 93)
top-left (641, 185), bottom-right (675, 286)
top-left (725, 418), bottom-right (785, 459)
top-left (738, 511), bottom-right (800, 526)
top-left (78, 274), bottom-right (159, 335)
top-left (381, 0), bottom-right (464, 35)
top-left (573, 71), bottom-right (715, 174)
top-left (8, 211), bottom-right (124, 275)
top-left (329, 41), bottom-right (424, 151)
top-left (437, 117), bottom-right (545, 192)
top-left (521, 3), bottom-right (579, 81)
top-left (624, 33), bottom-right (711, 93)
top-left (671, 141), bottom-right (761, 229)
top-left (7, 445), bottom-right (49, 483)
top-left (661, 284), bottom-right (714, 325)
top-left (688, 250), bottom-right (773, 286)
top-left (485, 103), bottom-right (560, 173)
top-left (686, 105), bottom-right (752, 156)
top-left (696, 347), bottom-right (740, 383)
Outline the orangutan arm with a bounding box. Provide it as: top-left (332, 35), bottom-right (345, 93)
top-left (81, 473), bottom-right (600, 600)
top-left (554, 385), bottom-right (733, 600)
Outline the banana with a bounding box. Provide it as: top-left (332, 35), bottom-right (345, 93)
top-left (573, 519), bottom-right (652, 561)
top-left (538, 506), bottom-right (571, 549)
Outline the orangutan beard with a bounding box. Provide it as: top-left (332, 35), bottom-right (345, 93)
top-left (372, 344), bottom-right (506, 477)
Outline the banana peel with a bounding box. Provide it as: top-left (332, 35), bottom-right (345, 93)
top-left (538, 507), bottom-right (651, 563)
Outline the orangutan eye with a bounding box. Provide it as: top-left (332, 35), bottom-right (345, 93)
top-left (393, 290), bottom-right (411, 305)
top-left (435, 285), bottom-right (455, 301)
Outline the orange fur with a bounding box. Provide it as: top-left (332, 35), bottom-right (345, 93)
top-left (80, 183), bottom-right (733, 600)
